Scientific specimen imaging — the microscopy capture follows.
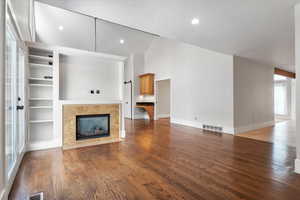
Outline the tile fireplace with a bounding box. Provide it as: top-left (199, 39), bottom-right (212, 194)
top-left (63, 104), bottom-right (121, 149)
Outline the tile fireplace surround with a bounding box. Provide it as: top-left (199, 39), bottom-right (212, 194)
top-left (63, 104), bottom-right (121, 149)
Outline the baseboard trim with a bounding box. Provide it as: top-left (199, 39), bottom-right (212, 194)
top-left (295, 159), bottom-right (300, 174)
top-left (234, 121), bottom-right (275, 134)
top-left (27, 140), bottom-right (61, 152)
top-left (170, 118), bottom-right (235, 135)
top-left (157, 114), bottom-right (170, 119)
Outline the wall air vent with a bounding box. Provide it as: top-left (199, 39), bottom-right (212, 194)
top-left (202, 125), bottom-right (223, 133)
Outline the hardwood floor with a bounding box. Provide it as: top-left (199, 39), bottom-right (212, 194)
top-left (236, 120), bottom-right (296, 147)
top-left (9, 119), bottom-right (300, 200)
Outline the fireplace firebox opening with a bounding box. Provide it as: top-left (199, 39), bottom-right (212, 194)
top-left (76, 114), bottom-right (110, 140)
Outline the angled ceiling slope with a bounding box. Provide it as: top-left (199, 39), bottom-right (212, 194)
top-left (34, 2), bottom-right (158, 56)
top-left (37, 0), bottom-right (300, 71)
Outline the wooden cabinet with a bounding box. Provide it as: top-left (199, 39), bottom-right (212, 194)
top-left (136, 102), bottom-right (154, 120)
top-left (139, 73), bottom-right (154, 95)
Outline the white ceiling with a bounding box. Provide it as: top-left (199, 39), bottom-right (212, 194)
top-left (35, 2), bottom-right (157, 56)
top-left (37, 0), bottom-right (300, 72)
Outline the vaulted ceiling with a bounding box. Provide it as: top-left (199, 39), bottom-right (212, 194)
top-left (37, 0), bottom-right (300, 71)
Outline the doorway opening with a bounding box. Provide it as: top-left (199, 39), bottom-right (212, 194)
top-left (155, 79), bottom-right (171, 120)
top-left (274, 74), bottom-right (295, 123)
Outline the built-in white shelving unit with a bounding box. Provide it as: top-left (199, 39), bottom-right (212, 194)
top-left (27, 46), bottom-right (56, 150)
top-left (25, 41), bottom-right (126, 151)
top-left (29, 84), bottom-right (53, 87)
top-left (29, 55), bottom-right (53, 62)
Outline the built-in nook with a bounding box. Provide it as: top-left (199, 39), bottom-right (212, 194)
top-left (25, 42), bottom-right (126, 151)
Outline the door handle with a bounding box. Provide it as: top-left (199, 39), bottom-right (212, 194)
top-left (17, 105), bottom-right (24, 110)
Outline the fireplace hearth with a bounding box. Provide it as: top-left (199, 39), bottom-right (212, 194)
top-left (76, 114), bottom-right (110, 140)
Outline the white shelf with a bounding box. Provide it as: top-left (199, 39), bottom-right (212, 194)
top-left (29, 63), bottom-right (53, 69)
top-left (60, 99), bottom-right (122, 105)
top-left (29, 77), bottom-right (53, 81)
top-left (29, 120), bottom-right (53, 124)
top-left (29, 98), bottom-right (53, 101)
top-left (30, 106), bottom-right (53, 109)
top-left (29, 84), bottom-right (53, 87)
top-left (29, 55), bottom-right (53, 62)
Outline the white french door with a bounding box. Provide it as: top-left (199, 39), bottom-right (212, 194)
top-left (5, 20), bottom-right (26, 180)
top-left (5, 25), bottom-right (18, 177)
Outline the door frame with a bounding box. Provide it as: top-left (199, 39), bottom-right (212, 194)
top-left (154, 78), bottom-right (171, 120)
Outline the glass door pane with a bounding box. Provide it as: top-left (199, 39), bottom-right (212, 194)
top-left (5, 26), bottom-right (17, 177)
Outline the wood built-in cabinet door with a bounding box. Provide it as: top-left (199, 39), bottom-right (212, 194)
top-left (139, 73), bottom-right (154, 95)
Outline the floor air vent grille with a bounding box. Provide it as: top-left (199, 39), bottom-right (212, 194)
top-left (29, 192), bottom-right (44, 200)
top-left (202, 125), bottom-right (223, 133)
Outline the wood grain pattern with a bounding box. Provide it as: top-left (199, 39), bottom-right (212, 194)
top-left (139, 73), bottom-right (154, 95)
top-left (236, 120), bottom-right (296, 147)
top-left (136, 103), bottom-right (154, 120)
top-left (275, 68), bottom-right (296, 79)
top-left (9, 119), bottom-right (300, 200)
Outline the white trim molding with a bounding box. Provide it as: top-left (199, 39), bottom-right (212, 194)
top-left (0, 189), bottom-right (5, 200)
top-left (27, 140), bottom-right (61, 152)
top-left (121, 130), bottom-right (126, 138)
top-left (170, 118), bottom-right (235, 135)
top-left (234, 121), bottom-right (275, 134)
top-left (295, 159), bottom-right (300, 174)
top-left (156, 114), bottom-right (170, 119)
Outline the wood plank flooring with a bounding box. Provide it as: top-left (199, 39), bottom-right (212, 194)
top-left (236, 120), bottom-right (296, 147)
top-left (9, 119), bottom-right (300, 200)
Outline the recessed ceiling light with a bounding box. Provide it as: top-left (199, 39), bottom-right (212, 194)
top-left (58, 25), bottom-right (64, 31)
top-left (191, 18), bottom-right (199, 25)
top-left (120, 39), bottom-right (125, 44)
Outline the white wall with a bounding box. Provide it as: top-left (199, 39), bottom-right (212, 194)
top-left (156, 79), bottom-right (170, 118)
top-left (233, 56), bottom-right (275, 133)
top-left (123, 55), bottom-right (134, 118)
top-left (0, 1), bottom-right (5, 198)
top-left (59, 55), bottom-right (122, 101)
top-left (291, 79), bottom-right (296, 120)
top-left (294, 4), bottom-right (300, 173)
top-left (144, 38), bottom-right (235, 133)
